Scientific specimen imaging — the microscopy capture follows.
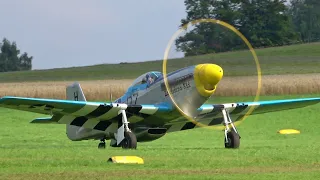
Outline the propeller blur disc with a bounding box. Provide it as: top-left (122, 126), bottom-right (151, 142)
top-left (162, 19), bottom-right (262, 129)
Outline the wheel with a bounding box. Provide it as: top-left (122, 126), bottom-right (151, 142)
top-left (121, 131), bottom-right (137, 149)
top-left (224, 130), bottom-right (240, 149)
top-left (98, 142), bottom-right (106, 149)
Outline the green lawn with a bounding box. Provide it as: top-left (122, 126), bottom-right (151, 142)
top-left (0, 42), bottom-right (320, 82)
top-left (1, 95), bottom-right (320, 179)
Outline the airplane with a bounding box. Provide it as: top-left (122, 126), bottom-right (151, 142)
top-left (0, 63), bottom-right (319, 149)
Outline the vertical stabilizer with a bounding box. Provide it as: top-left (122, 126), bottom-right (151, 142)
top-left (66, 82), bottom-right (86, 141)
top-left (66, 82), bottom-right (86, 101)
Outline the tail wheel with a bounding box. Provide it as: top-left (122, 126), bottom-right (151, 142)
top-left (121, 131), bottom-right (137, 149)
top-left (225, 130), bottom-right (240, 149)
top-left (98, 142), bottom-right (106, 149)
top-left (98, 139), bottom-right (106, 149)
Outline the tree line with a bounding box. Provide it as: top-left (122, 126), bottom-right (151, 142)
top-left (176, 0), bottom-right (320, 56)
top-left (0, 38), bottom-right (32, 72)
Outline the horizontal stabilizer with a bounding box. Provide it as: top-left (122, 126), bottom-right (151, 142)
top-left (30, 117), bottom-right (59, 124)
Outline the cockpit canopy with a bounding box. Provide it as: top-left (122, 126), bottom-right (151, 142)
top-left (131, 71), bottom-right (162, 86)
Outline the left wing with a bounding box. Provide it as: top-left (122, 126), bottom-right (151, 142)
top-left (0, 96), bottom-right (171, 130)
top-left (199, 97), bottom-right (320, 118)
top-left (165, 97), bottom-right (320, 132)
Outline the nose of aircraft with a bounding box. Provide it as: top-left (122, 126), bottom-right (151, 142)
top-left (194, 64), bottom-right (223, 97)
top-left (198, 64), bottom-right (223, 90)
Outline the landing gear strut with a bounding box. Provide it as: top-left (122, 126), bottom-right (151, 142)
top-left (116, 110), bottom-right (137, 149)
top-left (98, 109), bottom-right (137, 150)
top-left (222, 109), bottom-right (240, 149)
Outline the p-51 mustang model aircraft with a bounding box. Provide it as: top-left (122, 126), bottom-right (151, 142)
top-left (1, 64), bottom-right (319, 149)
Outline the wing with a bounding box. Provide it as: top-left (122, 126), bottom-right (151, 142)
top-left (0, 96), bottom-right (172, 131)
top-left (198, 97), bottom-right (320, 124)
top-left (165, 97), bottom-right (320, 132)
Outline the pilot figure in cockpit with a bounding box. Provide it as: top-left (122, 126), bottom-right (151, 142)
top-left (147, 74), bottom-right (154, 84)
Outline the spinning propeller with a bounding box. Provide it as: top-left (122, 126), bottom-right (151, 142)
top-left (162, 18), bottom-right (261, 130)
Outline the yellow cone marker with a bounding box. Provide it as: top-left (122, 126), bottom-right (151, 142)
top-left (108, 156), bottom-right (144, 164)
top-left (278, 129), bottom-right (300, 135)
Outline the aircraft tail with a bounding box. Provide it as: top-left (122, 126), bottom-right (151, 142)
top-left (66, 82), bottom-right (86, 141)
top-left (66, 82), bottom-right (86, 101)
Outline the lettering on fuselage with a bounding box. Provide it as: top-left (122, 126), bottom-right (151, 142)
top-left (161, 73), bottom-right (193, 96)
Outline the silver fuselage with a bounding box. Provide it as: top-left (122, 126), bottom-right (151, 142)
top-left (67, 65), bottom-right (213, 141)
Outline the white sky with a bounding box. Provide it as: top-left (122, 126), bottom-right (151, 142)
top-left (0, 0), bottom-right (186, 69)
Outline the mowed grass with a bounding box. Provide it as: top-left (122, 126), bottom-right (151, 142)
top-left (0, 42), bottom-right (320, 82)
top-left (1, 95), bottom-right (320, 179)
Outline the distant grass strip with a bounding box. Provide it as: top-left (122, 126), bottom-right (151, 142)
top-left (0, 42), bottom-right (320, 82)
top-left (1, 74), bottom-right (319, 100)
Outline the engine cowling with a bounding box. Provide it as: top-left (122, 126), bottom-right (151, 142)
top-left (134, 127), bottom-right (167, 142)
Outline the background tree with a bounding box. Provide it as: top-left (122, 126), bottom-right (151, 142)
top-left (176, 0), bottom-right (243, 56)
top-left (176, 0), bottom-right (298, 56)
top-left (240, 0), bottom-right (297, 47)
top-left (0, 38), bottom-right (32, 72)
top-left (289, 0), bottom-right (320, 42)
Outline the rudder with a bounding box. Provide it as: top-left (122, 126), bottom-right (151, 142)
top-left (66, 82), bottom-right (86, 101)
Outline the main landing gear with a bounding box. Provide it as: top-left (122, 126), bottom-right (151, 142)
top-left (222, 109), bottom-right (240, 149)
top-left (98, 109), bottom-right (137, 150)
top-left (118, 109), bottom-right (137, 149)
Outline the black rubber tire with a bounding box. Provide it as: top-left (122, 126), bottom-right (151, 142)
top-left (98, 142), bottom-right (106, 149)
top-left (121, 131), bottom-right (137, 149)
top-left (224, 130), bottom-right (240, 149)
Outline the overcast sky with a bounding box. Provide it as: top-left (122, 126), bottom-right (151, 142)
top-left (0, 0), bottom-right (186, 69)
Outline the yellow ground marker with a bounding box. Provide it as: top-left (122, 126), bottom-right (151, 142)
top-left (278, 129), bottom-right (301, 135)
top-left (108, 156), bottom-right (144, 164)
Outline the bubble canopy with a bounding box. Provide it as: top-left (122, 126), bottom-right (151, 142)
top-left (130, 71), bottom-right (162, 86)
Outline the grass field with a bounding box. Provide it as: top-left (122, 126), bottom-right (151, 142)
top-left (1, 95), bottom-right (320, 180)
top-left (0, 42), bottom-right (320, 179)
top-left (0, 42), bottom-right (320, 82)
